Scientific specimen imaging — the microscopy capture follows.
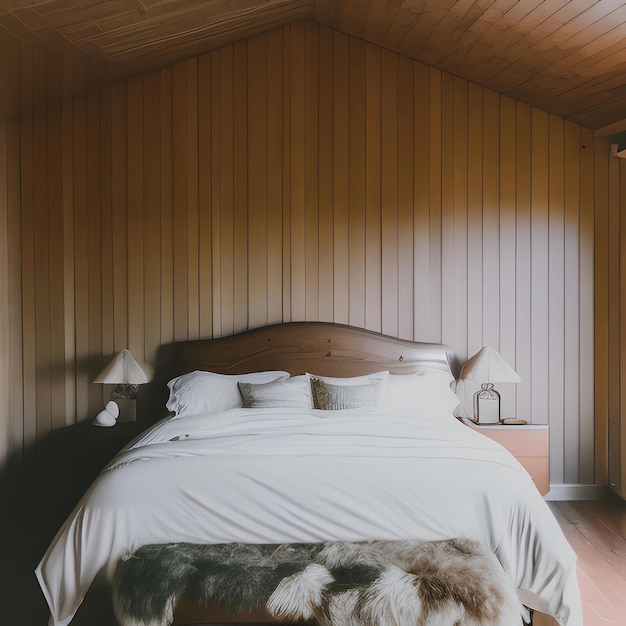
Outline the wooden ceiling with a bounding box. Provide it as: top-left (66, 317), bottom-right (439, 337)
top-left (2, 0), bottom-right (626, 131)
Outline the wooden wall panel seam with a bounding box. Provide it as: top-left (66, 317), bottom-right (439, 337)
top-left (547, 114), bottom-right (566, 485)
top-left (577, 127), bottom-right (595, 485)
top-left (514, 101), bottom-right (532, 424)
top-left (187, 58), bottom-right (201, 341)
top-left (498, 96), bottom-right (517, 418)
top-left (233, 43), bottom-right (248, 334)
top-left (594, 137), bottom-right (609, 485)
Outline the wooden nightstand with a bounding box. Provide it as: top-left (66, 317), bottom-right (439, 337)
top-left (462, 419), bottom-right (550, 496)
top-left (35, 421), bottom-right (146, 547)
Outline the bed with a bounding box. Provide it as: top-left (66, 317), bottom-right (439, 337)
top-left (35, 322), bottom-right (583, 626)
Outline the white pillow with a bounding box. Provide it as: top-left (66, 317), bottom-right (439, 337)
top-left (238, 375), bottom-right (311, 409)
top-left (166, 370), bottom-right (290, 416)
top-left (305, 371), bottom-right (389, 407)
top-left (382, 369), bottom-right (460, 416)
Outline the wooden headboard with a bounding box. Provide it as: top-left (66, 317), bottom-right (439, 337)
top-left (138, 322), bottom-right (453, 424)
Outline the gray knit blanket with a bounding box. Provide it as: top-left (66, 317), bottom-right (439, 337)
top-left (112, 538), bottom-right (523, 626)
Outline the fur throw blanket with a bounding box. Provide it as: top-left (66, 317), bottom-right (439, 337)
top-left (112, 538), bottom-right (523, 626)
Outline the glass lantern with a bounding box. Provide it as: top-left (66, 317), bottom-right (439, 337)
top-left (473, 383), bottom-right (501, 424)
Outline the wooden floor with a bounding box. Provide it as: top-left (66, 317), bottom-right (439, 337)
top-left (540, 496), bottom-right (626, 626)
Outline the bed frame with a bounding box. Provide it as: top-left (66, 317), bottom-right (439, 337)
top-left (132, 322), bottom-right (453, 624)
top-left (126, 323), bottom-right (561, 626)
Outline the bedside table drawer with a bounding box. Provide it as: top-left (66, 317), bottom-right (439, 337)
top-left (462, 420), bottom-right (550, 495)
top-left (482, 428), bottom-right (549, 458)
top-left (515, 456), bottom-right (550, 496)
top-left (36, 421), bottom-right (147, 546)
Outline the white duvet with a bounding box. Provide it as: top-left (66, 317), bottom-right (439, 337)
top-left (36, 407), bottom-right (583, 626)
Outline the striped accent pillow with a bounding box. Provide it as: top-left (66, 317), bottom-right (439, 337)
top-left (310, 377), bottom-right (378, 410)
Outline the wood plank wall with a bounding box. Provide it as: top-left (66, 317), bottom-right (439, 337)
top-left (2, 21), bottom-right (617, 488)
top-left (603, 157), bottom-right (626, 499)
top-left (0, 34), bottom-right (22, 468)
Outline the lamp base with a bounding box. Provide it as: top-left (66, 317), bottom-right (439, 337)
top-left (473, 384), bottom-right (501, 424)
top-left (115, 398), bottom-right (136, 422)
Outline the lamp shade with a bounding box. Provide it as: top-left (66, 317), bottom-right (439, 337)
top-left (93, 349), bottom-right (152, 385)
top-left (459, 346), bottom-right (521, 384)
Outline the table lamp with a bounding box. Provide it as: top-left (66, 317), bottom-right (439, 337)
top-left (93, 349), bottom-right (153, 424)
top-left (459, 346), bottom-right (521, 424)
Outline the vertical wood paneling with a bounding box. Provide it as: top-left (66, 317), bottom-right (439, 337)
top-left (160, 67), bottom-right (175, 344)
top-left (428, 68), bottom-right (442, 344)
top-left (578, 128), bottom-right (595, 485)
top-left (281, 30), bottom-right (292, 324)
top-left (413, 61), bottom-right (430, 342)
top-left (214, 47), bottom-right (235, 337)
top-left (594, 137), bottom-right (610, 485)
top-left (621, 162), bottom-right (626, 496)
top-left (198, 56), bottom-right (213, 339)
top-left (548, 114), bottom-right (565, 484)
top-left (186, 58), bottom-right (200, 340)
top-left (210, 52), bottom-right (223, 336)
top-left (172, 63), bottom-right (189, 341)
top-left (248, 35), bottom-right (269, 329)
top-left (397, 56), bottom-right (414, 340)
top-left (499, 96), bottom-right (516, 420)
top-left (289, 24), bottom-right (306, 322)
top-left (127, 78), bottom-right (144, 361)
top-left (266, 29), bottom-right (284, 326)
top-left (232, 44), bottom-right (248, 334)
top-left (0, 113), bottom-right (7, 457)
top-left (348, 36), bottom-right (366, 330)
top-left (47, 96), bottom-right (66, 431)
top-left (603, 147), bottom-right (626, 499)
top-left (99, 87), bottom-right (114, 367)
top-left (606, 147), bottom-right (620, 490)
top-left (531, 109), bottom-right (550, 424)
top-left (317, 25), bottom-right (333, 323)
top-left (614, 162), bottom-right (626, 495)
top-left (71, 92), bottom-right (89, 420)
top-left (563, 121), bottom-right (581, 483)
top-left (44, 39), bottom-right (64, 430)
top-left (86, 88), bottom-right (103, 418)
top-left (0, 34), bottom-right (21, 463)
top-left (143, 72), bottom-right (161, 364)
top-left (111, 82), bottom-right (128, 353)
top-left (466, 82), bottom-right (483, 360)
top-left (304, 22), bottom-right (319, 323)
top-left (0, 54), bottom-right (8, 463)
top-left (481, 89), bottom-right (500, 351)
top-left (364, 43), bottom-right (381, 333)
top-left (0, 108), bottom-right (9, 459)
top-left (332, 31), bottom-right (350, 325)
top-left (514, 102), bottom-right (532, 424)
top-left (61, 93), bottom-right (75, 427)
top-left (7, 84), bottom-right (23, 455)
top-left (439, 72), bottom-right (454, 349)
top-left (452, 76), bottom-right (467, 354)
top-left (381, 49), bottom-right (398, 337)
top-left (2, 23), bottom-right (615, 492)
top-left (33, 48), bottom-right (52, 437)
